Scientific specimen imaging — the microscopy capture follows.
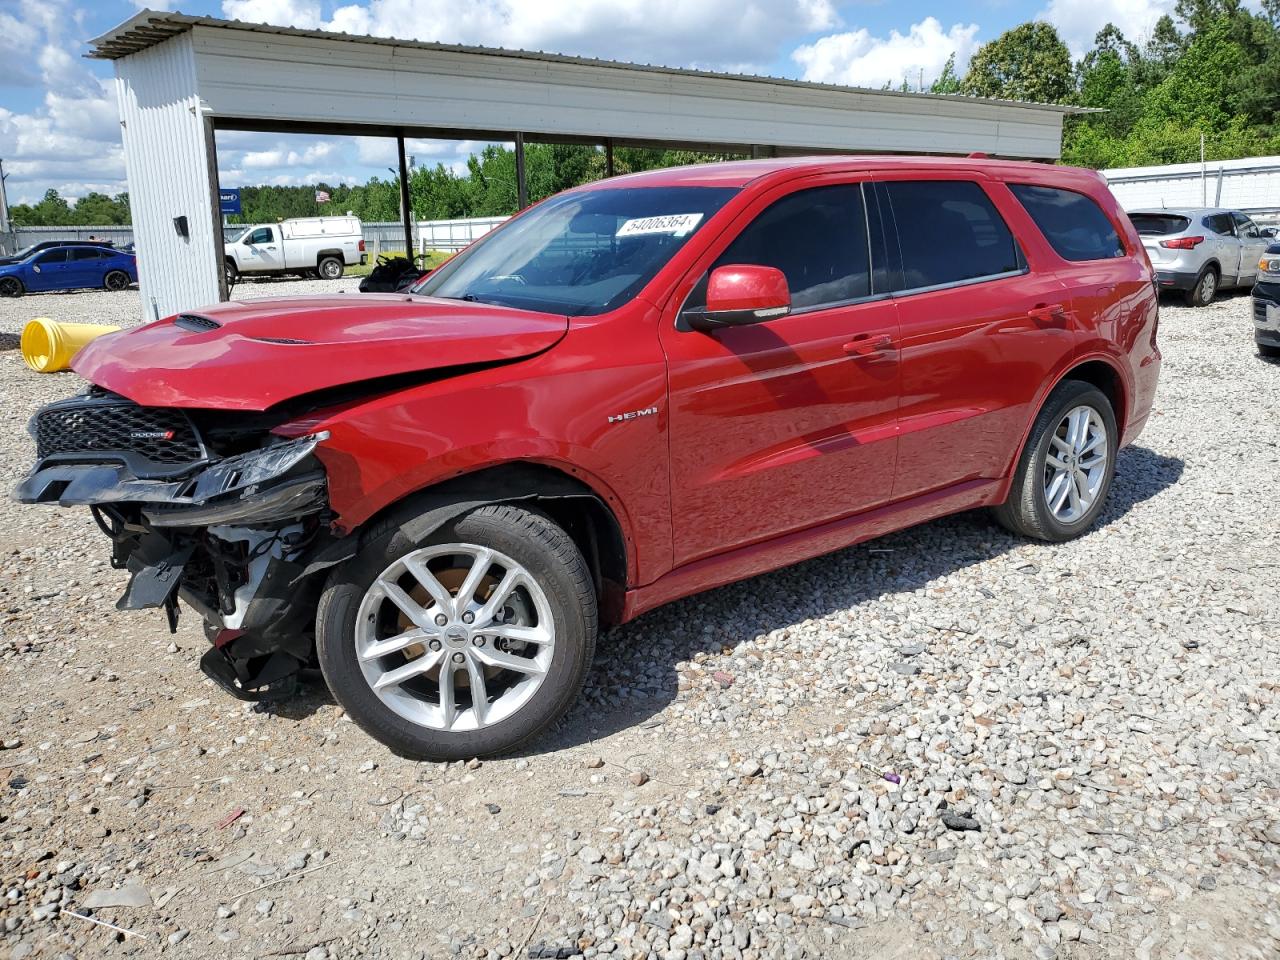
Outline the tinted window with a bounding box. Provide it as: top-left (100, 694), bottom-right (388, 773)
top-left (415, 186), bottom-right (738, 316)
top-left (71, 248), bottom-right (105, 260)
top-left (1129, 213), bottom-right (1190, 236)
top-left (712, 185), bottom-right (871, 309)
top-left (885, 180), bottom-right (1021, 288)
top-left (34, 249), bottom-right (69, 264)
top-left (247, 227), bottom-right (274, 245)
top-left (1204, 214), bottom-right (1234, 236)
top-left (1009, 184), bottom-right (1124, 261)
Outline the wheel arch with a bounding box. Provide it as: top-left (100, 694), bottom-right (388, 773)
top-left (349, 462), bottom-right (631, 626)
top-left (997, 354), bottom-right (1129, 502)
top-left (316, 249), bottom-right (344, 264)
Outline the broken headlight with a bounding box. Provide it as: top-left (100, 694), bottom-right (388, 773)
top-left (184, 431), bottom-right (328, 502)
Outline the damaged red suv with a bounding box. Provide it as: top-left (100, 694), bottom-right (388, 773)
top-left (17, 157), bottom-right (1160, 760)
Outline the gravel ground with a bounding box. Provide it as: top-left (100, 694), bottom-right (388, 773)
top-left (0, 282), bottom-right (1277, 960)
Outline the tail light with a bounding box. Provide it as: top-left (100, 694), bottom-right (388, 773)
top-left (358, 239), bottom-right (366, 252)
top-left (1159, 236), bottom-right (1204, 249)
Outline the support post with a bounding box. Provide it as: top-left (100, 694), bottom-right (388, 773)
top-left (514, 132), bottom-right (528, 210)
top-left (397, 134), bottom-right (413, 257)
top-left (605, 139), bottom-right (615, 178)
top-left (204, 117), bottom-right (229, 302)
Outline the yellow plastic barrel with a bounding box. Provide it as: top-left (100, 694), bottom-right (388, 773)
top-left (20, 318), bottom-right (121, 373)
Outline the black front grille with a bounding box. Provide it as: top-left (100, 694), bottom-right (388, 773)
top-left (35, 398), bottom-right (203, 466)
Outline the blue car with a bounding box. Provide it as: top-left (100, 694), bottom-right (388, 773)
top-left (0, 245), bottom-right (138, 297)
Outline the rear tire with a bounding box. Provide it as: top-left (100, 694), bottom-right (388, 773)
top-left (316, 504), bottom-right (597, 760)
top-left (317, 256), bottom-right (344, 280)
top-left (0, 277), bottom-right (22, 298)
top-left (1183, 266), bottom-right (1217, 307)
top-left (993, 380), bottom-right (1118, 542)
top-left (103, 270), bottom-right (129, 292)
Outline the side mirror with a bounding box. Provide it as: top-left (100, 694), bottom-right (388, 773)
top-left (1261, 227), bottom-right (1277, 239)
top-left (687, 264), bottom-right (790, 331)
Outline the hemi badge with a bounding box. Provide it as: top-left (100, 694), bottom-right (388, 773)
top-left (607, 406), bottom-right (658, 425)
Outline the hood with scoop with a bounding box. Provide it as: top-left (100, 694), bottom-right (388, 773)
top-left (71, 294), bottom-right (569, 411)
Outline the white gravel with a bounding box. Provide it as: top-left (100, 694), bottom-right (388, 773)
top-left (0, 285), bottom-right (1277, 960)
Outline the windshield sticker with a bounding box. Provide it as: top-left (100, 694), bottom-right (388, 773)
top-left (616, 213), bottom-right (704, 238)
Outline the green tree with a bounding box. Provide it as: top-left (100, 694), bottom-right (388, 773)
top-left (962, 22), bottom-right (1073, 103)
top-left (930, 54), bottom-right (964, 95)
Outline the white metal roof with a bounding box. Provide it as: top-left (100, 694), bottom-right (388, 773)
top-left (89, 9), bottom-right (1092, 117)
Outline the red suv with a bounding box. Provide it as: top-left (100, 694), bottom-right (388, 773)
top-left (17, 157), bottom-right (1161, 759)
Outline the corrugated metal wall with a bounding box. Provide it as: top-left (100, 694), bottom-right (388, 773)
top-left (1103, 157), bottom-right (1280, 222)
top-left (115, 33), bottom-right (222, 320)
top-left (190, 27), bottom-right (1066, 160)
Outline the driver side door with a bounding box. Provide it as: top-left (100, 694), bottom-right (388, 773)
top-left (659, 179), bottom-right (901, 566)
top-left (26, 249), bottom-right (71, 291)
top-left (244, 227), bottom-right (282, 272)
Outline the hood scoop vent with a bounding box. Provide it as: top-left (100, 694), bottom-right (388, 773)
top-left (174, 314), bottom-right (222, 332)
top-left (251, 336), bottom-right (313, 345)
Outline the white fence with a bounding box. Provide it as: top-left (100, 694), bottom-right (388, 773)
top-left (4, 216), bottom-right (509, 258)
top-left (1103, 156), bottom-right (1280, 224)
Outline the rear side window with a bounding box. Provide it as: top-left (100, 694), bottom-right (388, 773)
top-left (884, 180), bottom-right (1022, 289)
top-left (1129, 213), bottom-right (1190, 236)
top-left (1010, 184), bottom-right (1124, 261)
top-left (1204, 213), bottom-right (1234, 236)
top-left (713, 184), bottom-right (872, 310)
top-left (71, 248), bottom-right (105, 260)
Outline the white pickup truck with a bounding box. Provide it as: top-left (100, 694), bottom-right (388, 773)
top-left (223, 216), bottom-right (366, 283)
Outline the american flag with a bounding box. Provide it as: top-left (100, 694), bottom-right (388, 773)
top-left (315, 189), bottom-right (330, 203)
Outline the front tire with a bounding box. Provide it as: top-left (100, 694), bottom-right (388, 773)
top-left (224, 260), bottom-right (239, 287)
top-left (0, 277), bottom-right (23, 298)
top-left (993, 380), bottom-right (1118, 542)
top-left (1258, 342), bottom-right (1280, 359)
top-left (316, 504), bottom-right (597, 760)
top-left (317, 256), bottom-right (344, 280)
top-left (1184, 266), bottom-right (1217, 307)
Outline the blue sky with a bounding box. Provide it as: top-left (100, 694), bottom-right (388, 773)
top-left (0, 0), bottom-right (1187, 206)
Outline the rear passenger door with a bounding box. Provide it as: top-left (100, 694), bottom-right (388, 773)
top-left (1203, 213), bottom-right (1241, 283)
top-left (68, 248), bottom-right (106, 288)
top-left (875, 174), bottom-right (1076, 501)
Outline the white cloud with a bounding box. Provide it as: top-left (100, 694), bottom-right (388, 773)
top-left (1038, 0), bottom-right (1174, 59)
top-left (793, 17), bottom-right (980, 90)
top-left (325, 0), bottom-right (841, 72)
top-left (221, 0), bottom-right (324, 30)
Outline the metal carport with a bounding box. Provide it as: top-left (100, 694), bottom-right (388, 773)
top-left (90, 10), bottom-right (1089, 320)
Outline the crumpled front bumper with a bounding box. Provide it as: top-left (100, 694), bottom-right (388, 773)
top-left (15, 460), bottom-right (327, 527)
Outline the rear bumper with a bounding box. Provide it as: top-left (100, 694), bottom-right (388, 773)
top-left (1155, 268), bottom-right (1200, 291)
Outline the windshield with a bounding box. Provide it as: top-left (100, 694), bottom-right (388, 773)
top-left (226, 227), bottom-right (250, 244)
top-left (411, 185), bottom-right (738, 316)
top-left (13, 244), bottom-right (42, 260)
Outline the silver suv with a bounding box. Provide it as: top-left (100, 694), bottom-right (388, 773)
top-left (1128, 208), bottom-right (1276, 306)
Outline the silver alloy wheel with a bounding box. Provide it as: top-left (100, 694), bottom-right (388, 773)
top-left (320, 259), bottom-right (341, 279)
top-left (354, 543), bottom-right (555, 733)
top-left (1198, 269), bottom-right (1217, 302)
top-left (1043, 405), bottom-right (1109, 524)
